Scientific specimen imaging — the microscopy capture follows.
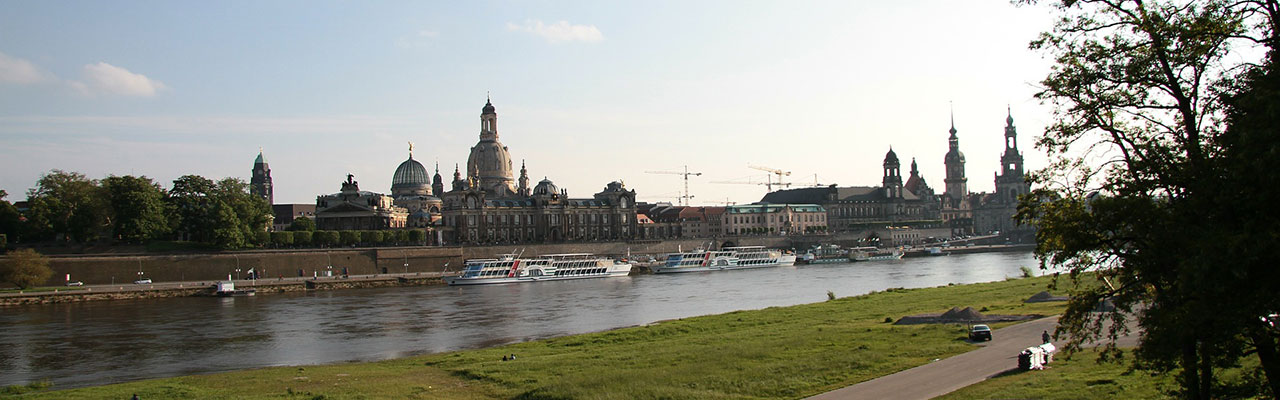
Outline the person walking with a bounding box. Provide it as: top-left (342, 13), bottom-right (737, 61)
top-left (1042, 330), bottom-right (1051, 344)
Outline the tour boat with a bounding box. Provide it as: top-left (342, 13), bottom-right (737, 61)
top-left (798, 244), bottom-right (849, 265)
top-left (849, 247), bottom-right (905, 262)
top-left (925, 247), bottom-right (951, 256)
top-left (653, 246), bottom-right (797, 273)
top-left (445, 253), bottom-right (633, 286)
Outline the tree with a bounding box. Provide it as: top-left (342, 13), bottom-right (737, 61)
top-left (1, 248), bottom-right (52, 289)
top-left (360, 230), bottom-right (381, 245)
top-left (0, 190), bottom-right (21, 242)
top-left (209, 202), bottom-right (245, 250)
top-left (314, 230), bottom-right (339, 247)
top-left (25, 170), bottom-right (106, 243)
top-left (407, 229), bottom-right (425, 243)
top-left (101, 175), bottom-right (172, 243)
top-left (292, 230), bottom-right (313, 246)
top-left (168, 175), bottom-right (217, 242)
top-left (271, 231), bottom-right (293, 247)
top-left (1017, 1), bottom-right (1280, 398)
top-left (287, 216), bottom-right (316, 232)
top-left (340, 231), bottom-right (359, 246)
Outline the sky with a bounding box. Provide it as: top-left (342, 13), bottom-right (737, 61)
top-left (0, 1), bottom-right (1059, 205)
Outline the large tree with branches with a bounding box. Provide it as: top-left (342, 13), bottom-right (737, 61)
top-left (1017, 0), bottom-right (1280, 398)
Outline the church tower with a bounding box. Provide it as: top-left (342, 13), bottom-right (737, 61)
top-left (517, 160), bottom-right (531, 196)
top-left (995, 108), bottom-right (1027, 204)
top-left (943, 113), bottom-right (968, 204)
top-left (882, 148), bottom-right (903, 199)
top-left (432, 162), bottom-right (445, 195)
top-left (250, 149), bottom-right (273, 205)
top-left (466, 96), bottom-right (517, 196)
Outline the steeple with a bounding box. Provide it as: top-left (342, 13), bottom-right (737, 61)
top-left (943, 109), bottom-right (968, 204)
top-left (480, 96), bottom-right (498, 140)
top-left (452, 163), bottom-right (464, 191)
top-left (518, 159), bottom-right (531, 196)
top-left (882, 148), bottom-right (903, 199)
top-left (432, 161), bottom-right (444, 195)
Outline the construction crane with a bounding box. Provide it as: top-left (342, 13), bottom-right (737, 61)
top-left (711, 178), bottom-right (792, 192)
top-left (748, 164), bottom-right (791, 191)
top-left (645, 166), bottom-right (702, 206)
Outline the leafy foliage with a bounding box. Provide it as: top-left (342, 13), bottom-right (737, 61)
top-left (24, 170), bottom-right (106, 243)
top-left (100, 175), bottom-right (172, 243)
top-left (286, 216), bottom-right (315, 232)
top-left (1018, 0), bottom-right (1280, 398)
top-left (2, 248), bottom-right (52, 289)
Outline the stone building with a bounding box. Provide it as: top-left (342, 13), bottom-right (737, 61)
top-left (973, 109), bottom-right (1032, 239)
top-left (438, 98), bottom-right (639, 244)
top-left (390, 144), bottom-right (443, 228)
top-left (721, 203), bottom-right (826, 236)
top-left (759, 148), bottom-right (941, 231)
top-left (314, 174), bottom-right (408, 231)
top-left (250, 150), bottom-right (273, 205)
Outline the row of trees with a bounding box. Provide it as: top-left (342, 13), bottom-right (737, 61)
top-left (0, 171), bottom-right (271, 250)
top-left (1018, 0), bottom-right (1280, 398)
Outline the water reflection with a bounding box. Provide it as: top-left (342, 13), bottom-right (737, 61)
top-left (0, 251), bottom-right (1036, 388)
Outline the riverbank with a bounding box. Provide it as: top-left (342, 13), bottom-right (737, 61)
top-left (10, 274), bottom-right (1082, 399)
top-left (0, 273), bottom-right (448, 306)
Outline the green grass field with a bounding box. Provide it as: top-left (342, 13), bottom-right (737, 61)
top-left (8, 276), bottom-right (1077, 399)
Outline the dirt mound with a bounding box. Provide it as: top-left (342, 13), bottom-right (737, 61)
top-left (939, 306), bottom-right (985, 321)
top-left (1025, 291), bottom-right (1070, 303)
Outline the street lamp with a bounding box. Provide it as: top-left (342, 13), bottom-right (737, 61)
top-left (403, 250), bottom-right (409, 274)
top-left (235, 268), bottom-right (241, 281)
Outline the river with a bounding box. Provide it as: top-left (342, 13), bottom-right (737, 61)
top-left (0, 251), bottom-right (1038, 388)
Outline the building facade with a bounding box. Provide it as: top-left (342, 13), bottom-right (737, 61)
top-left (760, 149), bottom-right (941, 231)
top-left (390, 144), bottom-right (444, 228)
top-left (721, 203), bottom-right (826, 236)
top-left (438, 99), bottom-right (639, 244)
top-left (314, 174), bottom-right (408, 231)
top-left (973, 109), bottom-right (1032, 239)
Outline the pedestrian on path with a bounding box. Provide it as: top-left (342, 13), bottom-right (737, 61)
top-left (1042, 330), bottom-right (1051, 344)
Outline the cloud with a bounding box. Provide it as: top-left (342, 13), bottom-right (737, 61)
top-left (506, 19), bottom-right (603, 44)
top-left (0, 51), bottom-right (54, 84)
top-left (71, 62), bottom-right (166, 97)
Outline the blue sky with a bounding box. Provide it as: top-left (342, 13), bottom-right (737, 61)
top-left (1, 1), bottom-right (1056, 205)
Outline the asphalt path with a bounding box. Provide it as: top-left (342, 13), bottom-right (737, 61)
top-left (808, 316), bottom-right (1140, 400)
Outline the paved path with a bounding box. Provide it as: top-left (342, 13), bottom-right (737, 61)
top-left (808, 316), bottom-right (1139, 400)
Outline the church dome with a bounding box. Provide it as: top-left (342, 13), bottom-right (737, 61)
top-left (945, 148), bottom-right (966, 163)
top-left (482, 99), bottom-right (496, 114)
top-left (392, 155), bottom-right (431, 196)
top-left (533, 178), bottom-right (558, 196)
top-left (883, 148), bottom-right (900, 165)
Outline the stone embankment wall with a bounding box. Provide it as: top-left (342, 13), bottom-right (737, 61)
top-left (4, 232), bottom-right (905, 287)
top-left (0, 275), bottom-right (449, 306)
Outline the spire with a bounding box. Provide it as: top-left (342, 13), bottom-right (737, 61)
top-left (949, 102), bottom-right (957, 136)
top-left (1006, 105), bottom-right (1014, 126)
top-left (407, 141), bottom-right (414, 159)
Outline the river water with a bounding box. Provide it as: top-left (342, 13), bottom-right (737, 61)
top-left (0, 251), bottom-right (1037, 388)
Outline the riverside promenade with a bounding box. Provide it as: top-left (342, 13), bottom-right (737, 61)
top-left (808, 316), bottom-right (1140, 400)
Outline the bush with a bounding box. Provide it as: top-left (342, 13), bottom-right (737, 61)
top-left (395, 230), bottom-right (410, 243)
top-left (2, 248), bottom-right (53, 289)
top-left (253, 230), bottom-right (271, 246)
top-left (1019, 266), bottom-right (1034, 278)
top-left (271, 231), bottom-right (293, 246)
top-left (826, 290), bottom-right (836, 301)
top-left (408, 229), bottom-right (425, 243)
top-left (340, 231), bottom-right (359, 246)
top-left (360, 230), bottom-right (381, 245)
top-left (313, 231), bottom-right (339, 247)
top-left (287, 216), bottom-right (316, 232)
top-left (292, 230), bottom-right (313, 246)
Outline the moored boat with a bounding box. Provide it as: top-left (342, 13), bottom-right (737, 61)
top-left (445, 253), bottom-right (633, 285)
top-left (798, 244), bottom-right (849, 264)
top-left (653, 246), bottom-right (796, 273)
top-left (213, 279), bottom-right (256, 297)
top-left (849, 247), bottom-right (904, 262)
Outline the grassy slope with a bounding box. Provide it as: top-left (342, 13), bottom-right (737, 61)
top-left (13, 276), bottom-right (1072, 399)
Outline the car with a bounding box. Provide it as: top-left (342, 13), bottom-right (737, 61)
top-left (969, 324), bottom-right (992, 341)
top-left (133, 278), bottom-right (152, 284)
top-left (65, 281), bottom-right (83, 286)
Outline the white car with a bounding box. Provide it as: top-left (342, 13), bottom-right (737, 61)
top-left (65, 281), bottom-right (84, 286)
top-left (134, 278), bottom-right (152, 284)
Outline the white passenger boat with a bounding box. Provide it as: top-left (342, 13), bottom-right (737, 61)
top-left (653, 246), bottom-right (797, 274)
top-left (445, 253), bottom-right (633, 286)
top-left (849, 247), bottom-right (904, 262)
